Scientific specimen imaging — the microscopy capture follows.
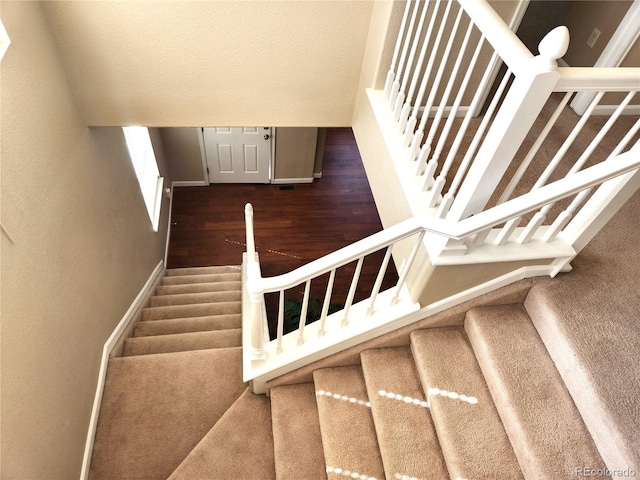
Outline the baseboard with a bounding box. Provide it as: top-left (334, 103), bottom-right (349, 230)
top-left (80, 260), bottom-right (165, 480)
top-left (271, 177), bottom-right (314, 184)
top-left (313, 172), bottom-right (323, 179)
top-left (172, 180), bottom-right (208, 187)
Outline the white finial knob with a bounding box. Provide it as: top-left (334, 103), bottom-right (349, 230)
top-left (538, 26), bottom-right (570, 64)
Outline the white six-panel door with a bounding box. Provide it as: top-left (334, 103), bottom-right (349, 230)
top-left (202, 127), bottom-right (271, 183)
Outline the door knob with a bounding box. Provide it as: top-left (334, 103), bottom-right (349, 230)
top-left (264, 134), bottom-right (270, 140)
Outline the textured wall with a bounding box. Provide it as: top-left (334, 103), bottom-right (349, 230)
top-left (40, 1), bottom-right (374, 127)
top-left (0, 3), bottom-right (171, 478)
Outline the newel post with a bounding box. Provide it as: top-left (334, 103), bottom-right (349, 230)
top-left (248, 282), bottom-right (265, 360)
top-left (432, 27), bottom-right (570, 257)
top-left (244, 203), bottom-right (265, 360)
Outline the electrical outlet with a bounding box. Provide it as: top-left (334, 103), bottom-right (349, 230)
top-left (587, 28), bottom-right (601, 48)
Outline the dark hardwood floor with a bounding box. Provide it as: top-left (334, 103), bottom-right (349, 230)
top-left (167, 128), bottom-right (398, 332)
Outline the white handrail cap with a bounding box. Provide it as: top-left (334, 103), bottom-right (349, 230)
top-left (538, 26), bottom-right (570, 61)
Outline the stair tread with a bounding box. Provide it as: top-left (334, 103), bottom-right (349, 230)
top-left (169, 387), bottom-right (275, 480)
top-left (270, 383), bottom-right (326, 480)
top-left (89, 348), bottom-right (246, 480)
top-left (360, 346), bottom-right (448, 480)
top-left (142, 301), bottom-right (241, 321)
top-left (149, 290), bottom-right (241, 307)
top-left (411, 327), bottom-right (523, 480)
top-left (161, 272), bottom-right (241, 286)
top-left (525, 285), bottom-right (640, 472)
top-left (313, 366), bottom-right (385, 480)
top-left (166, 265), bottom-right (241, 276)
top-left (155, 281), bottom-right (242, 296)
top-left (123, 328), bottom-right (242, 356)
top-left (134, 314), bottom-right (242, 337)
top-left (465, 305), bottom-right (609, 479)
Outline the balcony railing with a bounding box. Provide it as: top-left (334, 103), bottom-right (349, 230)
top-left (243, 0), bottom-right (640, 393)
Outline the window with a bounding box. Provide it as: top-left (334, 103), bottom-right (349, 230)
top-left (0, 19), bottom-right (11, 61)
top-left (123, 127), bottom-right (164, 231)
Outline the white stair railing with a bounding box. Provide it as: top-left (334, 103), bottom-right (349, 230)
top-left (243, 141), bottom-right (640, 392)
top-left (373, 0), bottom-right (640, 261)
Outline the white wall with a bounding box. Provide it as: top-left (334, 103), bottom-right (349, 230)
top-left (40, 1), bottom-right (374, 127)
top-left (1, 3), bottom-right (171, 477)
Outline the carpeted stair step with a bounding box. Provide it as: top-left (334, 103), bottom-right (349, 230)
top-left (161, 272), bottom-right (241, 286)
top-left (169, 387), bottom-right (275, 480)
top-left (155, 280), bottom-right (242, 296)
top-left (465, 305), bottom-right (610, 478)
top-left (89, 347), bottom-right (246, 480)
top-left (133, 314), bottom-right (242, 337)
top-left (270, 383), bottom-right (326, 480)
top-left (313, 366), bottom-right (385, 480)
top-left (525, 286), bottom-right (640, 473)
top-left (123, 328), bottom-right (242, 356)
top-left (142, 301), bottom-right (241, 321)
top-left (360, 346), bottom-right (448, 480)
top-left (411, 327), bottom-right (523, 480)
top-left (166, 265), bottom-right (241, 276)
top-left (149, 290), bottom-right (241, 307)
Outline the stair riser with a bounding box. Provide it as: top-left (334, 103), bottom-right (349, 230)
top-left (123, 329), bottom-right (242, 356)
top-left (166, 266), bottom-right (241, 276)
top-left (142, 302), bottom-right (241, 321)
top-left (149, 291), bottom-right (241, 307)
top-left (134, 315), bottom-right (242, 337)
top-left (161, 273), bottom-right (241, 286)
top-left (155, 281), bottom-right (242, 296)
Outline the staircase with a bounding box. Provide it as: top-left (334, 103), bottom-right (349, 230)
top-left (88, 263), bottom-right (638, 479)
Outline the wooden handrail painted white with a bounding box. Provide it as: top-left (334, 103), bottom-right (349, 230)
top-left (556, 67), bottom-right (640, 91)
top-left (245, 147), bottom-right (640, 296)
top-left (457, 0), bottom-right (532, 72)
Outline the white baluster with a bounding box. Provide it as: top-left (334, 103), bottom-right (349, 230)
top-left (495, 216), bottom-right (521, 245)
top-left (318, 269), bottom-right (336, 337)
top-left (532, 91), bottom-right (605, 190)
top-left (342, 257), bottom-right (364, 327)
top-left (521, 90), bottom-right (635, 242)
top-left (543, 116), bottom-right (640, 245)
top-left (366, 246), bottom-right (393, 317)
top-left (424, 19), bottom-right (476, 206)
top-left (398, 0), bottom-right (442, 132)
top-left (406, 0), bottom-right (457, 151)
top-left (297, 280), bottom-right (311, 346)
top-left (389, 0), bottom-right (422, 109)
top-left (471, 227), bottom-right (492, 247)
top-left (414, 7), bottom-right (466, 192)
top-left (393, 0), bottom-right (430, 124)
top-left (384, 0), bottom-right (413, 101)
top-left (437, 67), bottom-right (512, 216)
top-left (542, 190), bottom-right (590, 243)
top-left (518, 206), bottom-right (550, 244)
top-left (498, 91), bottom-right (573, 204)
top-left (403, 0), bottom-right (453, 151)
top-left (276, 290), bottom-right (284, 354)
top-left (391, 231), bottom-right (425, 305)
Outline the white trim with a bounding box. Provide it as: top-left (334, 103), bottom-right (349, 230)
top-left (591, 104), bottom-right (640, 116)
top-left (570, 0), bottom-right (640, 115)
top-left (199, 127), bottom-right (210, 184)
top-left (164, 186), bottom-right (174, 267)
top-left (313, 172), bottom-right (323, 179)
top-left (80, 260), bottom-right (164, 480)
top-left (171, 180), bottom-right (208, 187)
top-left (271, 177), bottom-right (314, 185)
